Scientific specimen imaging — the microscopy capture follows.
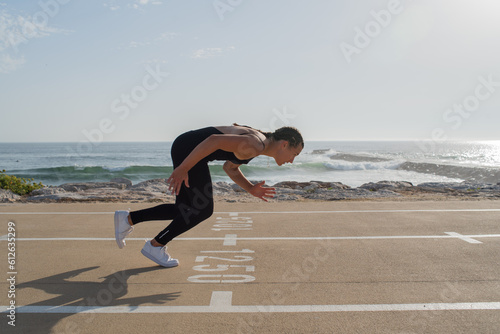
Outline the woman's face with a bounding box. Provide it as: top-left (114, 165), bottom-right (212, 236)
top-left (275, 141), bottom-right (302, 166)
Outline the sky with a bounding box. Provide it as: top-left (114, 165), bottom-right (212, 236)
top-left (0, 0), bottom-right (499, 143)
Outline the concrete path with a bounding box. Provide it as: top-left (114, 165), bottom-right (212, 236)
top-left (1, 200), bottom-right (499, 333)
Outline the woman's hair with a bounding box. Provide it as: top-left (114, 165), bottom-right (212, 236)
top-left (233, 123), bottom-right (304, 148)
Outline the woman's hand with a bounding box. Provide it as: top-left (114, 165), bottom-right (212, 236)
top-left (249, 181), bottom-right (276, 202)
top-left (167, 166), bottom-right (189, 195)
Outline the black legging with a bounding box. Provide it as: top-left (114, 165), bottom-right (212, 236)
top-left (129, 129), bottom-right (216, 245)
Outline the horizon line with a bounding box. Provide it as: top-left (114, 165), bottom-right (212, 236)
top-left (1, 139), bottom-right (499, 144)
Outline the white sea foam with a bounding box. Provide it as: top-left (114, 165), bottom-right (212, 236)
top-left (2, 141), bottom-right (499, 186)
top-left (324, 160), bottom-right (403, 171)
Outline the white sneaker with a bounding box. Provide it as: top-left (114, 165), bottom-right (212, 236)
top-left (114, 210), bottom-right (134, 249)
top-left (141, 240), bottom-right (179, 267)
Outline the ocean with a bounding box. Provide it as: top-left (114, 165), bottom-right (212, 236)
top-left (1, 141), bottom-right (499, 187)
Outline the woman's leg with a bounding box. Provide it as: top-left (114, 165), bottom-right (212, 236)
top-left (128, 130), bottom-right (200, 225)
top-left (129, 204), bottom-right (178, 225)
top-left (129, 128), bottom-right (216, 246)
top-left (153, 162), bottom-right (214, 245)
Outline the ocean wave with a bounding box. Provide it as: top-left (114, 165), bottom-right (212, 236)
top-left (7, 158), bottom-right (500, 187)
top-left (309, 149), bottom-right (336, 155)
top-left (8, 165), bottom-right (175, 185)
top-left (324, 160), bottom-right (403, 171)
top-left (398, 162), bottom-right (500, 184)
top-left (329, 153), bottom-right (392, 163)
top-left (325, 151), bottom-right (500, 183)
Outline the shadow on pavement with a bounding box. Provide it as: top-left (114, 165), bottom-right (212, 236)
top-left (11, 266), bottom-right (181, 333)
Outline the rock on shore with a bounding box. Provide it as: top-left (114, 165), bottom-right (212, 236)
top-left (0, 189), bottom-right (21, 203)
top-left (2, 178), bottom-right (500, 203)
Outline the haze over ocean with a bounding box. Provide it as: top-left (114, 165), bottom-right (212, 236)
top-left (2, 140), bottom-right (499, 187)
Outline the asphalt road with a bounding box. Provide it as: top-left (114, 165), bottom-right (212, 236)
top-left (1, 200), bottom-right (499, 333)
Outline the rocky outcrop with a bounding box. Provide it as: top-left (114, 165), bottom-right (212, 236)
top-left (3, 179), bottom-right (499, 203)
top-left (359, 181), bottom-right (413, 191)
top-left (273, 181), bottom-right (351, 190)
top-left (0, 189), bottom-right (21, 203)
top-left (25, 179), bottom-right (174, 202)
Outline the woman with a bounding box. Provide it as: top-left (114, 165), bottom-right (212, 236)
top-left (114, 124), bottom-right (304, 267)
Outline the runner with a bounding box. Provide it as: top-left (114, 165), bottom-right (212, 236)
top-left (114, 124), bottom-right (303, 267)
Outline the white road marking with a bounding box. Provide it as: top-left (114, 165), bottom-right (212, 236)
top-left (444, 232), bottom-right (482, 244)
top-left (186, 274), bottom-right (255, 283)
top-left (3, 290), bottom-right (500, 314)
top-left (200, 249), bottom-right (255, 254)
top-left (1, 209), bottom-right (500, 215)
top-left (5, 302), bottom-right (500, 313)
top-left (211, 228), bottom-right (252, 231)
top-left (217, 209), bottom-right (500, 214)
top-left (223, 234), bottom-right (238, 246)
top-left (2, 234), bottom-right (499, 242)
top-left (210, 291), bottom-right (233, 307)
top-left (0, 212), bottom-right (114, 215)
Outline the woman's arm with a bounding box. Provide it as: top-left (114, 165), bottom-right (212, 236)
top-left (223, 161), bottom-right (276, 202)
top-left (223, 161), bottom-right (254, 192)
top-left (167, 134), bottom-right (263, 195)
